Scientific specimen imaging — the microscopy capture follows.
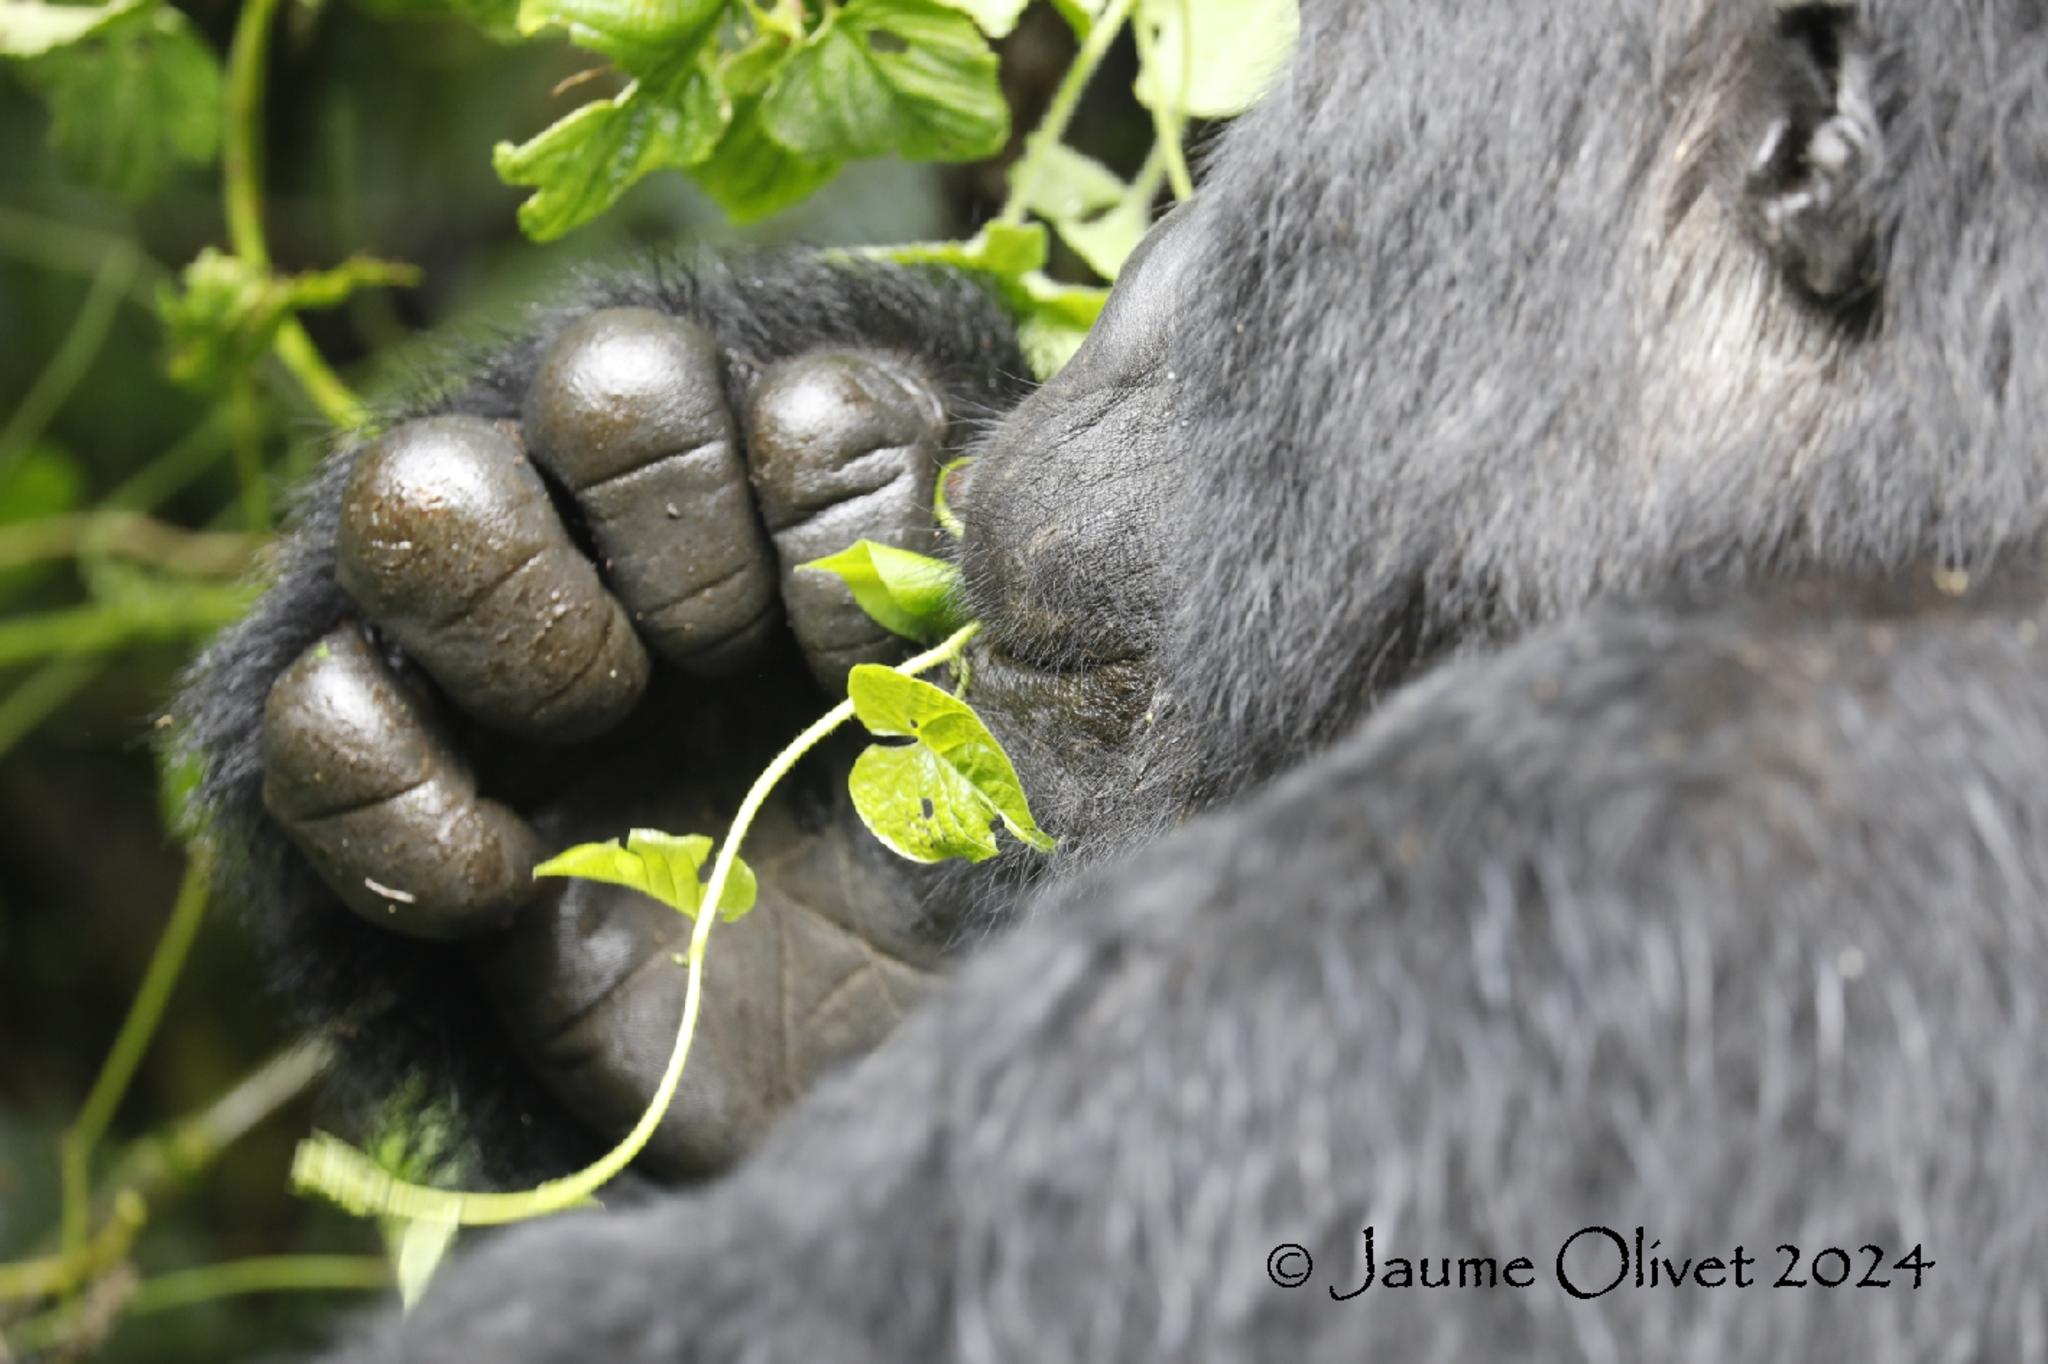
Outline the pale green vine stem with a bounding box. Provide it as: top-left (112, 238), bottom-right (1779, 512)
top-left (224, 0), bottom-right (366, 430)
top-left (0, 246), bottom-right (137, 482)
top-left (6, 1255), bottom-right (389, 1355)
top-left (1129, 9), bottom-right (1196, 202)
top-left (58, 852), bottom-right (213, 1264)
top-left (997, 0), bottom-right (1140, 227)
top-left (294, 622), bottom-right (984, 1226)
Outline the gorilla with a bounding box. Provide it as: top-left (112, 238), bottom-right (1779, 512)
top-left (173, 0), bottom-right (2048, 1356)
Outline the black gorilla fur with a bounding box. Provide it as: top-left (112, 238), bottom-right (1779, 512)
top-left (331, 578), bottom-right (2048, 1360)
top-left (172, 0), bottom-right (2048, 1354)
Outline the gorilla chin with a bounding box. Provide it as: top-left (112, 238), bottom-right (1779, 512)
top-left (174, 0), bottom-right (2048, 1356)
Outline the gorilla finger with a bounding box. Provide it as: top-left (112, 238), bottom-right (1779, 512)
top-left (523, 308), bottom-right (781, 675)
top-left (336, 415), bottom-right (649, 740)
top-left (747, 350), bottom-right (950, 691)
top-left (262, 623), bottom-right (544, 940)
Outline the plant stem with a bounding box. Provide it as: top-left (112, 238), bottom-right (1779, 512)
top-left (1129, 15), bottom-right (1194, 201)
top-left (105, 1040), bottom-right (332, 1200)
top-left (996, 0), bottom-right (1139, 227)
top-left (0, 591), bottom-right (256, 669)
top-left (0, 1043), bottom-right (332, 1350)
top-left (223, 0), bottom-right (366, 430)
top-left (0, 512), bottom-right (259, 576)
top-left (59, 853), bottom-right (213, 1263)
top-left (292, 623), bottom-right (985, 1227)
top-left (0, 206), bottom-right (167, 304)
top-left (0, 1193), bottom-right (146, 1303)
top-left (6, 1256), bottom-right (387, 1355)
top-left (223, 0), bottom-right (280, 273)
top-left (0, 246), bottom-right (138, 482)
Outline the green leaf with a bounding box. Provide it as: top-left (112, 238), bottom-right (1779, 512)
top-left (872, 219), bottom-right (1048, 276)
top-left (849, 743), bottom-right (1000, 861)
top-left (534, 828), bottom-right (759, 921)
top-left (513, 0), bottom-right (726, 65)
top-left (800, 540), bottom-right (964, 644)
top-left (847, 664), bottom-right (1055, 861)
top-left (688, 93), bottom-right (839, 222)
top-left (718, 28), bottom-right (793, 97)
top-left (0, 0), bottom-right (139, 56)
top-left (870, 224), bottom-right (1105, 377)
top-left (760, 0), bottom-right (1006, 162)
top-left (387, 1215), bottom-right (458, 1310)
top-left (1013, 270), bottom-right (1107, 376)
top-left (1132, 0), bottom-right (1298, 120)
top-left (1014, 142), bottom-right (1147, 280)
top-left (20, 6), bottom-right (224, 199)
top-left (494, 64), bottom-right (729, 240)
top-left (157, 249), bottom-right (422, 391)
top-left (935, 0), bottom-right (1026, 38)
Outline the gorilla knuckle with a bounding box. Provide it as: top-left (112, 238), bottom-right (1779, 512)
top-left (524, 307), bottom-right (782, 674)
top-left (748, 350), bottom-right (951, 686)
top-left (336, 414), bottom-right (648, 740)
top-left (262, 623), bottom-right (541, 939)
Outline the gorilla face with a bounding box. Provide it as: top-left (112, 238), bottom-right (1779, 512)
top-left (965, 0), bottom-right (2042, 822)
top-left (952, 207), bottom-right (1208, 861)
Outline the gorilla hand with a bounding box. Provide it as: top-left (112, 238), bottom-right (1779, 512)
top-left (180, 260), bottom-right (1029, 1178)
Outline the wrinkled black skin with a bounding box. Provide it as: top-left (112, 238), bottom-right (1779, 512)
top-left (179, 0), bottom-right (2048, 1352)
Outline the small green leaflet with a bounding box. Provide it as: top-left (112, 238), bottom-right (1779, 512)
top-left (689, 94), bottom-right (840, 225)
top-left (386, 1215), bottom-right (458, 1310)
top-left (493, 62), bottom-right (728, 241)
top-left (1013, 270), bottom-right (1107, 377)
top-left (872, 222), bottom-right (1108, 379)
top-left (876, 218), bottom-right (1048, 276)
top-left (801, 541), bottom-right (964, 645)
top-left (847, 664), bottom-right (1055, 863)
top-left (534, 828), bottom-right (759, 922)
top-left (760, 0), bottom-right (1007, 163)
top-left (15, 4), bottom-right (224, 200)
top-left (1013, 142), bottom-right (1148, 281)
top-left (1132, 0), bottom-right (1299, 120)
top-left (492, 0), bottom-right (730, 240)
top-left (158, 249), bottom-right (420, 391)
